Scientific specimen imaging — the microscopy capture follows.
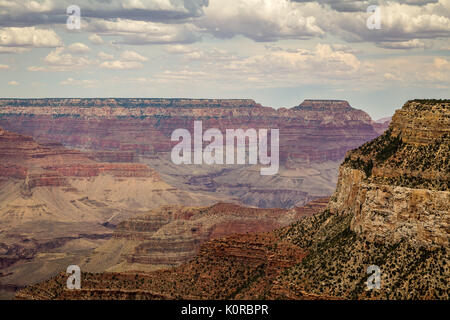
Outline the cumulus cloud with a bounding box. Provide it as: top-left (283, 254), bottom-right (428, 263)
top-left (89, 34), bottom-right (104, 45)
top-left (293, 0), bottom-right (439, 12)
top-left (191, 0), bottom-right (450, 44)
top-left (98, 51), bottom-right (114, 60)
top-left (196, 0), bottom-right (324, 41)
top-left (68, 42), bottom-right (91, 54)
top-left (164, 45), bottom-right (236, 62)
top-left (164, 44), bottom-right (195, 54)
top-left (0, 0), bottom-right (448, 49)
top-left (292, 0), bottom-right (372, 12)
top-left (28, 47), bottom-right (94, 72)
top-left (86, 18), bottom-right (200, 44)
top-left (330, 1), bottom-right (450, 43)
top-left (60, 77), bottom-right (100, 88)
top-left (228, 44), bottom-right (363, 79)
top-left (28, 46), bottom-right (147, 72)
top-left (120, 50), bottom-right (148, 61)
top-left (100, 60), bottom-right (144, 70)
top-left (434, 56), bottom-right (449, 68)
top-left (98, 49), bottom-right (148, 69)
top-left (0, 26), bottom-right (62, 47)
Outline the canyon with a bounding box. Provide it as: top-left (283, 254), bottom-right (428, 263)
top-left (0, 98), bottom-right (390, 299)
top-left (0, 98), bottom-right (387, 208)
top-left (15, 99), bottom-right (448, 300)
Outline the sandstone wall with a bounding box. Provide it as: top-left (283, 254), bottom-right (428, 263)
top-left (329, 166), bottom-right (449, 247)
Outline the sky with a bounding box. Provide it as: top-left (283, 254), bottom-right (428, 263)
top-left (0, 0), bottom-right (449, 119)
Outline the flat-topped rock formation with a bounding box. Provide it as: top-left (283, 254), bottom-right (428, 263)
top-left (293, 99), bottom-right (352, 111)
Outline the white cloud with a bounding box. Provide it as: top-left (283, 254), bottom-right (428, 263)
top-left (86, 18), bottom-right (200, 44)
top-left (60, 77), bottom-right (100, 88)
top-left (384, 72), bottom-right (402, 81)
top-left (98, 50), bottom-right (147, 69)
top-left (88, 34), bottom-right (104, 45)
top-left (98, 51), bottom-right (114, 60)
top-left (120, 50), bottom-right (148, 62)
top-left (164, 44), bottom-right (194, 54)
top-left (0, 0), bottom-right (208, 27)
top-left (44, 48), bottom-right (91, 68)
top-left (331, 1), bottom-right (450, 42)
top-left (0, 27), bottom-right (62, 47)
top-left (100, 60), bottom-right (143, 70)
top-left (228, 44), bottom-right (363, 80)
top-left (197, 0), bottom-right (325, 41)
top-left (28, 47), bottom-right (95, 72)
top-left (195, 0), bottom-right (450, 44)
top-left (27, 66), bottom-right (45, 72)
top-left (68, 42), bottom-right (91, 54)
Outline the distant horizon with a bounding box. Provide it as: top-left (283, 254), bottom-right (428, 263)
top-left (1, 95), bottom-right (448, 120)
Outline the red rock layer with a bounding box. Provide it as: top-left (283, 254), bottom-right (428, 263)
top-left (0, 126), bottom-right (156, 186)
top-left (0, 98), bottom-right (383, 166)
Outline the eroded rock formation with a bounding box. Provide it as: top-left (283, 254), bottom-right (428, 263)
top-left (0, 98), bottom-right (386, 208)
top-left (81, 199), bottom-right (328, 273)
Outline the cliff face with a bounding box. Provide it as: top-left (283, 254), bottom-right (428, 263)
top-left (0, 98), bottom-right (384, 208)
top-left (390, 100), bottom-right (449, 145)
top-left (329, 100), bottom-right (449, 247)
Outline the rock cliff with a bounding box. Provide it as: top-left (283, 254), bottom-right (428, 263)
top-left (329, 99), bottom-right (449, 247)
